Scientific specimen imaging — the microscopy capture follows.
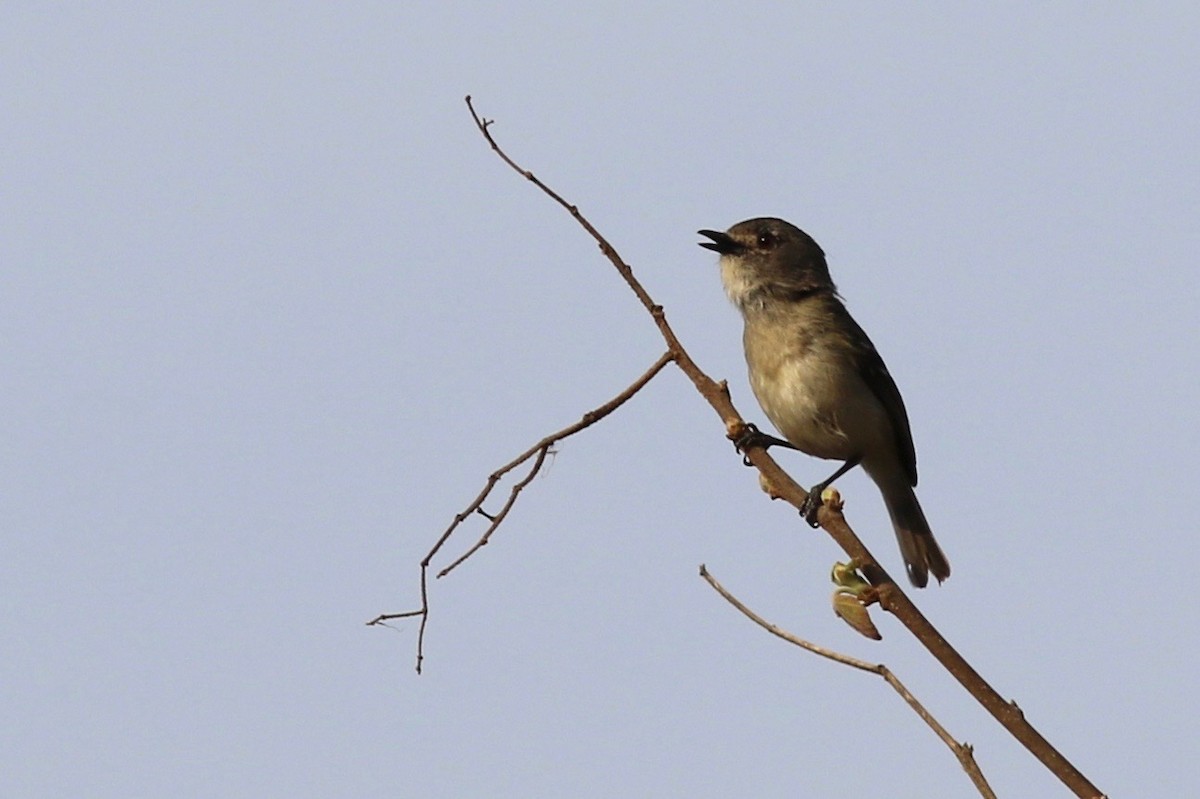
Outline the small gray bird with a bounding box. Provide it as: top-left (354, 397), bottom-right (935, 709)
top-left (699, 218), bottom-right (950, 587)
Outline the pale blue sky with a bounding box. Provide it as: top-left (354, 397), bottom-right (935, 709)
top-left (4, 5), bottom-right (1198, 797)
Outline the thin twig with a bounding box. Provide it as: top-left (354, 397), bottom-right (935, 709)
top-left (436, 445), bottom-right (550, 577)
top-left (437, 349), bottom-right (674, 577)
top-left (465, 97), bottom-right (712, 403)
top-left (700, 565), bottom-right (996, 798)
top-left (366, 610), bottom-right (423, 623)
top-left (368, 350), bottom-right (674, 672)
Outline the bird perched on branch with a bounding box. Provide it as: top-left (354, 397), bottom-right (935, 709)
top-left (699, 218), bottom-right (950, 587)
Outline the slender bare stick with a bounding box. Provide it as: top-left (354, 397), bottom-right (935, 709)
top-left (437, 349), bottom-right (674, 577)
top-left (436, 445), bottom-right (550, 577)
top-left (700, 565), bottom-right (996, 798)
top-left (456, 96), bottom-right (1103, 799)
top-left (368, 350), bottom-right (674, 673)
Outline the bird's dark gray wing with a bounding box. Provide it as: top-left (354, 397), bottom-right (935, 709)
top-left (833, 303), bottom-right (919, 487)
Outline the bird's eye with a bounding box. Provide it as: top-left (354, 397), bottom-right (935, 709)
top-left (757, 231), bottom-right (778, 249)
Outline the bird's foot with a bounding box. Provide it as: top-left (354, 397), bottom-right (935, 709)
top-left (730, 423), bottom-right (796, 466)
top-left (799, 488), bottom-right (824, 527)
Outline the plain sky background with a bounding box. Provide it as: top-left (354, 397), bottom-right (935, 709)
top-left (4, 4), bottom-right (1198, 797)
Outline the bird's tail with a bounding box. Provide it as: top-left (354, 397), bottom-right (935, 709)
top-left (881, 483), bottom-right (950, 588)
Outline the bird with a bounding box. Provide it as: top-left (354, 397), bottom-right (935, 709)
top-left (698, 217), bottom-right (950, 587)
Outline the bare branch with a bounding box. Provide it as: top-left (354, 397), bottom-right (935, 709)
top-left (369, 350), bottom-right (674, 672)
top-left (376, 96), bottom-right (1105, 798)
top-left (436, 445), bottom-right (550, 577)
top-left (455, 99), bottom-right (1103, 796)
top-left (365, 610), bottom-right (424, 623)
top-left (436, 349), bottom-right (675, 577)
top-left (465, 97), bottom-right (721, 408)
top-left (700, 565), bottom-right (996, 799)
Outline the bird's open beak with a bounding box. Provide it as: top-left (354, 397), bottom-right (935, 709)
top-left (697, 229), bottom-right (743, 255)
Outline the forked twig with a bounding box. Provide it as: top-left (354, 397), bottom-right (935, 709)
top-left (438, 349), bottom-right (674, 577)
top-left (367, 350), bottom-right (674, 672)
